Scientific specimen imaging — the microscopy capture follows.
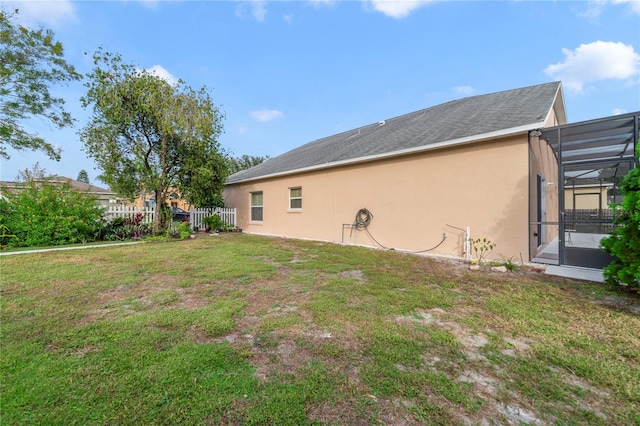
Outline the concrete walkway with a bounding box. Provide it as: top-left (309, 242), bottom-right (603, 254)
top-left (545, 265), bottom-right (604, 283)
top-left (0, 241), bottom-right (141, 256)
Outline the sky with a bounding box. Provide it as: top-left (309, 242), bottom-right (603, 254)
top-left (1, 0), bottom-right (639, 186)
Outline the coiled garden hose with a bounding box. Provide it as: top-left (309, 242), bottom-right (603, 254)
top-left (351, 207), bottom-right (446, 253)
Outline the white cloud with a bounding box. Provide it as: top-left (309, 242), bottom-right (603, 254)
top-left (613, 0), bottom-right (640, 14)
top-left (251, 0), bottom-right (267, 22)
top-left (580, 0), bottom-right (640, 19)
top-left (309, 0), bottom-right (336, 6)
top-left (283, 14), bottom-right (293, 24)
top-left (235, 0), bottom-right (267, 22)
top-left (453, 85), bottom-right (475, 96)
top-left (612, 108), bottom-right (627, 115)
top-left (544, 41), bottom-right (640, 92)
top-left (6, 0), bottom-right (76, 28)
top-left (251, 109), bottom-right (283, 122)
top-left (137, 0), bottom-right (161, 9)
top-left (367, 0), bottom-right (432, 19)
top-left (145, 65), bottom-right (179, 86)
top-left (578, 0), bottom-right (607, 19)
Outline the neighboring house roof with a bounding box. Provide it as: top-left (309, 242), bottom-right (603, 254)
top-left (227, 81), bottom-right (565, 184)
top-left (0, 176), bottom-right (115, 196)
top-left (50, 176), bottom-right (116, 195)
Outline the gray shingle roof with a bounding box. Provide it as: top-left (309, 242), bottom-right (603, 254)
top-left (227, 82), bottom-right (562, 184)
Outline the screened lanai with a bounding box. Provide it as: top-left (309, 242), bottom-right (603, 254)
top-left (530, 112), bottom-right (639, 269)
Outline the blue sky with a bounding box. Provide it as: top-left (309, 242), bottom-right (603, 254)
top-left (2, 0), bottom-right (639, 185)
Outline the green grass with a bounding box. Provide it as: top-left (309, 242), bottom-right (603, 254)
top-left (1, 234), bottom-right (639, 424)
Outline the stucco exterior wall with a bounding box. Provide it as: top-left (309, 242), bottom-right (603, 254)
top-left (528, 135), bottom-right (560, 259)
top-left (225, 136), bottom-right (530, 261)
top-left (564, 186), bottom-right (610, 209)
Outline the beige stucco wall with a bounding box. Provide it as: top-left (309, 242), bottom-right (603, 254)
top-left (564, 186), bottom-right (609, 209)
top-left (225, 135), bottom-right (531, 261)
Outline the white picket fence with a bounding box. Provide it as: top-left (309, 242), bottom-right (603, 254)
top-left (105, 206), bottom-right (155, 224)
top-left (190, 207), bottom-right (236, 230)
top-left (105, 206), bottom-right (236, 230)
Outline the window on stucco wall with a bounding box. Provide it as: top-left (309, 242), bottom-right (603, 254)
top-left (289, 187), bottom-right (302, 210)
top-left (251, 191), bottom-right (263, 221)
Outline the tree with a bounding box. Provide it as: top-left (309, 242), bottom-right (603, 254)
top-left (227, 154), bottom-right (269, 175)
top-left (80, 49), bottom-right (227, 231)
top-left (77, 169), bottom-right (90, 184)
top-left (601, 143), bottom-right (640, 292)
top-left (16, 162), bottom-right (48, 181)
top-left (0, 9), bottom-right (81, 160)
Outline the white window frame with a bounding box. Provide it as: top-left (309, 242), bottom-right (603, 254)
top-left (289, 187), bottom-right (302, 210)
top-left (250, 191), bottom-right (263, 222)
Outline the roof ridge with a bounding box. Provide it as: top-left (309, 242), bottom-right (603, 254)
top-left (227, 82), bottom-right (563, 184)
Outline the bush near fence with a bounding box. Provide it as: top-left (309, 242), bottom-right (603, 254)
top-left (105, 206), bottom-right (237, 232)
top-left (190, 208), bottom-right (236, 231)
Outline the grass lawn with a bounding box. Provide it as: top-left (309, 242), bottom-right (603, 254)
top-left (1, 234), bottom-right (639, 425)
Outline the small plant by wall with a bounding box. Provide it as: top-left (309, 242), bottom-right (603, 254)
top-left (470, 237), bottom-right (495, 263)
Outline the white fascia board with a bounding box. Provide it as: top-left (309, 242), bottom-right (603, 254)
top-left (226, 122), bottom-right (545, 185)
top-left (543, 84), bottom-right (567, 126)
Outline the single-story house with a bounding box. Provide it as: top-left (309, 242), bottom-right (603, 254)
top-left (224, 82), bottom-right (638, 268)
top-left (0, 176), bottom-right (118, 208)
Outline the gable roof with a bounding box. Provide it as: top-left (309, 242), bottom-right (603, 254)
top-left (227, 81), bottom-right (564, 184)
top-left (50, 176), bottom-right (115, 195)
top-left (0, 176), bottom-right (115, 195)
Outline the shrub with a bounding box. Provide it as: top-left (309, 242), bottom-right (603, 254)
top-left (177, 222), bottom-right (191, 239)
top-left (1, 180), bottom-right (104, 247)
top-left (601, 145), bottom-right (640, 291)
top-left (99, 213), bottom-right (152, 241)
top-left (202, 214), bottom-right (225, 232)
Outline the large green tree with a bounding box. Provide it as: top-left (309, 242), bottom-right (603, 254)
top-left (80, 49), bottom-right (227, 231)
top-left (601, 143), bottom-right (640, 291)
top-left (0, 9), bottom-right (81, 160)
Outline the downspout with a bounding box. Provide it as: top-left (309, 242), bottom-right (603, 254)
top-left (527, 129), bottom-right (532, 262)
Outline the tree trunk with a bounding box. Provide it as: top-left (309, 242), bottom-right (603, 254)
top-left (153, 188), bottom-right (167, 234)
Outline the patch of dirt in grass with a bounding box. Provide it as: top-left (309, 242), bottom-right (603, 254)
top-left (77, 307), bottom-right (117, 326)
top-left (457, 370), bottom-right (499, 397)
top-left (592, 295), bottom-right (640, 316)
top-left (51, 254), bottom-right (93, 265)
top-left (188, 324), bottom-right (214, 344)
top-left (503, 337), bottom-right (531, 354)
top-left (336, 269), bottom-right (366, 281)
top-left (72, 345), bottom-right (99, 357)
top-left (496, 403), bottom-right (544, 425)
top-left (80, 278), bottom-right (216, 325)
top-left (395, 310), bottom-right (435, 325)
top-left (307, 400), bottom-right (374, 425)
top-left (564, 374), bottom-right (610, 398)
top-left (373, 397), bottom-right (426, 425)
top-left (435, 318), bottom-right (489, 360)
top-left (172, 286), bottom-right (211, 310)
